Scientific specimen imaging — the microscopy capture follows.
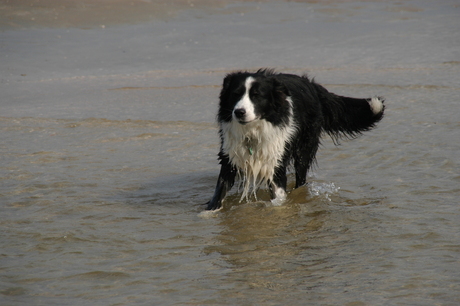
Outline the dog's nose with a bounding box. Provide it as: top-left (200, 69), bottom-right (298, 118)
top-left (234, 108), bottom-right (246, 119)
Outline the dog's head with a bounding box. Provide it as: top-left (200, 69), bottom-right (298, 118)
top-left (218, 71), bottom-right (291, 126)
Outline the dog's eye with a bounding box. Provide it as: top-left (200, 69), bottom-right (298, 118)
top-left (231, 88), bottom-right (244, 97)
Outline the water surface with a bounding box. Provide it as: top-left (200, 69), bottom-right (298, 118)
top-left (1, 0), bottom-right (459, 305)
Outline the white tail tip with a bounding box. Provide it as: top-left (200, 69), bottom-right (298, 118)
top-left (369, 97), bottom-right (384, 115)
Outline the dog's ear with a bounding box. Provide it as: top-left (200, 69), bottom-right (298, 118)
top-left (219, 74), bottom-right (235, 102)
top-left (272, 78), bottom-right (289, 100)
top-left (218, 75), bottom-right (230, 103)
top-left (221, 74), bottom-right (232, 94)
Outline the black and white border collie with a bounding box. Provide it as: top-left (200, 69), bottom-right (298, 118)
top-left (206, 69), bottom-right (384, 210)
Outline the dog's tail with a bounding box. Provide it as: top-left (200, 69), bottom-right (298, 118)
top-left (313, 82), bottom-right (385, 142)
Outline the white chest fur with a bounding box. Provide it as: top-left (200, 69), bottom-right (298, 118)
top-left (220, 117), bottom-right (296, 200)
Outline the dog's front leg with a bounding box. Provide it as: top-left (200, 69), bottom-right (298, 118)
top-left (206, 161), bottom-right (236, 210)
top-left (270, 165), bottom-right (288, 206)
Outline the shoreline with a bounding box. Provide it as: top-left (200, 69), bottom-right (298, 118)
top-left (0, 0), bottom-right (232, 29)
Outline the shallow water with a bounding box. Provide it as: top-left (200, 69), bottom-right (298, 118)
top-left (1, 0), bottom-right (460, 305)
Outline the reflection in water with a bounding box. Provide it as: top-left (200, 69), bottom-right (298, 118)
top-left (204, 184), bottom-right (387, 301)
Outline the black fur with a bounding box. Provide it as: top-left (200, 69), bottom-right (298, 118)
top-left (206, 69), bottom-right (384, 210)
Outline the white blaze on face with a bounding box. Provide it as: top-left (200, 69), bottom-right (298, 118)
top-left (233, 77), bottom-right (257, 123)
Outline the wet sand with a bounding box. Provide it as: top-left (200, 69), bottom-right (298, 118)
top-left (0, 0), bottom-right (235, 29)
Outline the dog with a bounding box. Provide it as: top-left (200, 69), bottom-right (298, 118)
top-left (205, 69), bottom-right (384, 210)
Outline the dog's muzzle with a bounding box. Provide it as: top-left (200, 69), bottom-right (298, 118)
top-left (233, 108), bottom-right (246, 120)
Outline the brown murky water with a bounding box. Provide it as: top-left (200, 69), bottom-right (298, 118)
top-left (1, 0), bottom-right (459, 305)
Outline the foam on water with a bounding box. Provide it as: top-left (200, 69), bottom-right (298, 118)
top-left (197, 208), bottom-right (222, 218)
top-left (308, 181), bottom-right (340, 201)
